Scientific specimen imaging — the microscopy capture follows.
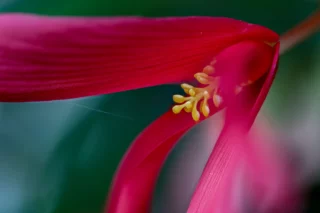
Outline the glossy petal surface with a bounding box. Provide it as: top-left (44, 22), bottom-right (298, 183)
top-left (0, 14), bottom-right (278, 102)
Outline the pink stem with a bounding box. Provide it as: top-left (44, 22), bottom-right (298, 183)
top-left (280, 8), bottom-right (320, 54)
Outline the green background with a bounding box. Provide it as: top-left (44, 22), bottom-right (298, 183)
top-left (0, 0), bottom-right (319, 213)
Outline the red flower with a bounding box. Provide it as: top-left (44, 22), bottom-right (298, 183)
top-left (0, 14), bottom-right (280, 212)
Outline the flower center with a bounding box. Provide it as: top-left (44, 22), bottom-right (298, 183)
top-left (172, 59), bottom-right (252, 121)
top-left (172, 40), bottom-right (275, 122)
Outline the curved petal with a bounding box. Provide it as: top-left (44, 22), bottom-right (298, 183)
top-left (187, 43), bottom-right (280, 212)
top-left (247, 43), bottom-right (280, 125)
top-left (105, 105), bottom-right (222, 213)
top-left (186, 124), bottom-right (245, 213)
top-left (0, 14), bottom-right (278, 102)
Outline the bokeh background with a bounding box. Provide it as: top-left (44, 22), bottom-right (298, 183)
top-left (0, 0), bottom-right (319, 213)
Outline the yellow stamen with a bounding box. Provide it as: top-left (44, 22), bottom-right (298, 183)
top-left (173, 95), bottom-right (186, 103)
top-left (189, 89), bottom-right (196, 96)
top-left (185, 101), bottom-right (193, 109)
top-left (172, 105), bottom-right (184, 114)
top-left (191, 100), bottom-right (200, 121)
top-left (184, 107), bottom-right (192, 113)
top-left (172, 68), bottom-right (218, 121)
top-left (200, 91), bottom-right (210, 117)
top-left (181, 83), bottom-right (194, 90)
top-left (172, 60), bottom-right (251, 122)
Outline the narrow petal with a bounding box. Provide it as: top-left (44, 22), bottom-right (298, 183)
top-left (246, 43), bottom-right (280, 125)
top-left (187, 124), bottom-right (245, 213)
top-left (187, 43), bottom-right (280, 212)
top-left (0, 14), bottom-right (278, 101)
top-left (106, 106), bottom-right (221, 213)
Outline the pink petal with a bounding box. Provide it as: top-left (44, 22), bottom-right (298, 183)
top-left (187, 124), bottom-right (246, 213)
top-left (242, 122), bottom-right (301, 213)
top-left (0, 14), bottom-right (278, 102)
top-left (187, 43), bottom-right (280, 213)
top-left (106, 106), bottom-right (222, 213)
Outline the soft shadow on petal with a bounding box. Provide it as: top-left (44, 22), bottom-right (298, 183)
top-left (0, 14), bottom-right (278, 102)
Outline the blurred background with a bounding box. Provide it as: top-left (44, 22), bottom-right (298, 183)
top-left (0, 0), bottom-right (319, 213)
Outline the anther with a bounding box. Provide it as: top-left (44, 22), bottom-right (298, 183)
top-left (194, 72), bottom-right (208, 80)
top-left (200, 91), bottom-right (210, 117)
top-left (181, 84), bottom-right (194, 94)
top-left (172, 63), bottom-right (221, 121)
top-left (181, 83), bottom-right (194, 90)
top-left (172, 105), bottom-right (184, 114)
top-left (213, 94), bottom-right (222, 108)
top-left (172, 59), bottom-right (250, 121)
top-left (203, 65), bottom-right (214, 75)
top-left (201, 101), bottom-right (210, 117)
top-left (185, 101), bottom-right (193, 109)
top-left (173, 95), bottom-right (186, 103)
top-left (189, 89), bottom-right (196, 96)
top-left (198, 77), bottom-right (209, 85)
top-left (192, 100), bottom-right (200, 121)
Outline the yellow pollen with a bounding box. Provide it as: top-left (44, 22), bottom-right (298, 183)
top-left (172, 60), bottom-right (252, 122)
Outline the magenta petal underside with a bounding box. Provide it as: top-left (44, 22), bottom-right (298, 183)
top-left (0, 14), bottom-right (278, 102)
top-left (106, 107), bottom-right (221, 213)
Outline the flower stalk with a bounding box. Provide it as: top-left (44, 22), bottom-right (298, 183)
top-left (280, 8), bottom-right (320, 54)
